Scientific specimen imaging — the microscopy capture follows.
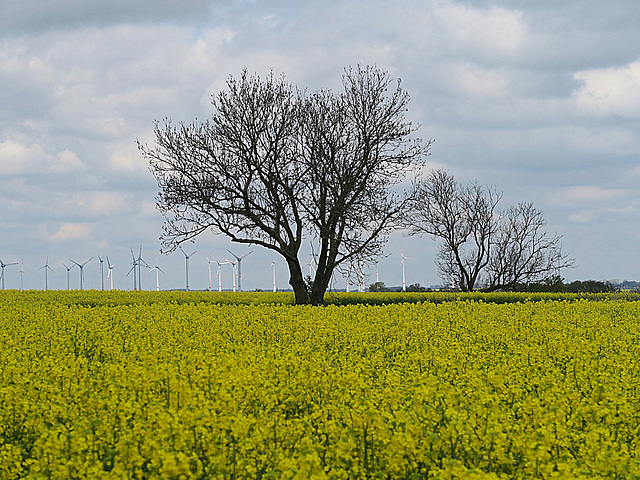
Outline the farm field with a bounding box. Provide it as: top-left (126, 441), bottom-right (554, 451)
top-left (1, 291), bottom-right (640, 479)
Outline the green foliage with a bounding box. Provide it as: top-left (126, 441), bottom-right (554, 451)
top-left (565, 279), bottom-right (615, 293)
top-left (526, 275), bottom-right (566, 292)
top-left (405, 283), bottom-right (430, 292)
top-left (2, 289), bottom-right (640, 309)
top-left (368, 281), bottom-right (390, 292)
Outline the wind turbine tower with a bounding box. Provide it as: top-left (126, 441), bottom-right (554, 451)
top-left (39, 256), bottom-right (55, 291)
top-left (357, 258), bottom-right (366, 292)
top-left (270, 257), bottom-right (277, 292)
top-left (98, 256), bottom-right (105, 291)
top-left (400, 251), bottom-right (412, 292)
top-left (62, 262), bottom-right (74, 290)
top-left (223, 258), bottom-right (238, 292)
top-left (212, 256), bottom-right (229, 292)
top-left (148, 257), bottom-right (165, 291)
top-left (226, 249), bottom-right (253, 292)
top-left (207, 256), bottom-right (229, 292)
top-left (0, 259), bottom-right (19, 290)
top-left (135, 246), bottom-right (150, 291)
top-left (126, 249), bottom-right (140, 290)
top-left (106, 257), bottom-right (114, 290)
top-left (127, 250), bottom-right (138, 290)
top-left (179, 246), bottom-right (196, 290)
top-left (206, 256), bottom-right (215, 291)
top-left (70, 258), bottom-right (93, 290)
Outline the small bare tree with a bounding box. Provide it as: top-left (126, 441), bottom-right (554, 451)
top-left (408, 169), bottom-right (573, 291)
top-left (141, 66), bottom-right (430, 304)
top-left (408, 169), bottom-right (500, 291)
top-left (485, 202), bottom-right (574, 291)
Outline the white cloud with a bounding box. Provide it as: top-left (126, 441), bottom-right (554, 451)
top-left (0, 141), bottom-right (87, 175)
top-left (51, 222), bottom-right (92, 241)
top-left (432, 2), bottom-right (527, 62)
top-left (141, 200), bottom-right (159, 217)
top-left (573, 60), bottom-right (640, 117)
top-left (74, 191), bottom-right (128, 216)
top-left (562, 186), bottom-right (621, 202)
top-left (49, 149), bottom-right (85, 173)
top-left (108, 142), bottom-right (149, 174)
top-left (444, 61), bottom-right (511, 98)
top-left (568, 211), bottom-right (595, 223)
top-left (0, 140), bottom-right (44, 174)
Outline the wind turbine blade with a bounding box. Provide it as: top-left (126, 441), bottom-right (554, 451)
top-left (226, 249), bottom-right (240, 260)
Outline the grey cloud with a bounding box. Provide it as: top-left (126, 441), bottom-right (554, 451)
top-left (0, 0), bottom-right (222, 35)
top-left (2, 0), bottom-right (640, 288)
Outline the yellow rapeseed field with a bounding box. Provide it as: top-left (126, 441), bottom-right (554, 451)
top-left (1, 291), bottom-right (639, 479)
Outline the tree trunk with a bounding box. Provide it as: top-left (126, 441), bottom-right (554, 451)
top-left (309, 269), bottom-right (332, 306)
top-left (287, 259), bottom-right (309, 305)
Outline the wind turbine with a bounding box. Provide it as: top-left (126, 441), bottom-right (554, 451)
top-left (206, 256), bottom-right (215, 291)
top-left (207, 256), bottom-right (229, 291)
top-left (226, 249), bottom-right (253, 292)
top-left (400, 251), bottom-right (412, 292)
top-left (270, 257), bottom-right (277, 292)
top-left (127, 249), bottom-right (138, 290)
top-left (38, 256), bottom-right (55, 290)
top-left (179, 246), bottom-right (196, 290)
top-left (98, 256), bottom-right (105, 291)
top-left (208, 256), bottom-right (229, 292)
top-left (70, 257), bottom-right (93, 290)
top-left (373, 253), bottom-right (391, 285)
top-left (148, 257), bottom-right (165, 291)
top-left (62, 262), bottom-right (75, 290)
top-left (135, 246), bottom-right (150, 291)
top-left (223, 258), bottom-right (238, 292)
top-left (357, 258), bottom-right (366, 292)
top-left (0, 259), bottom-right (19, 290)
top-left (19, 260), bottom-right (24, 291)
top-left (304, 252), bottom-right (318, 279)
top-left (106, 256), bottom-right (114, 290)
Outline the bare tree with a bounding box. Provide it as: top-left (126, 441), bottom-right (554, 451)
top-left (140, 66), bottom-right (430, 304)
top-left (485, 202), bottom-right (574, 291)
top-left (408, 169), bottom-right (500, 291)
top-left (408, 169), bottom-right (573, 291)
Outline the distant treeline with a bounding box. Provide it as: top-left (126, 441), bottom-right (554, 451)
top-left (2, 289), bottom-right (640, 308)
top-left (371, 275), bottom-right (635, 294)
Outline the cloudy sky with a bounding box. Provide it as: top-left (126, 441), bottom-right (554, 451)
top-left (1, 0), bottom-right (639, 291)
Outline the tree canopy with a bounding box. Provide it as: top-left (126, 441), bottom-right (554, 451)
top-left (140, 66), bottom-right (431, 304)
top-left (407, 169), bottom-right (574, 291)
